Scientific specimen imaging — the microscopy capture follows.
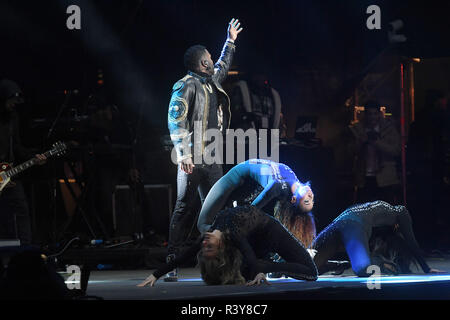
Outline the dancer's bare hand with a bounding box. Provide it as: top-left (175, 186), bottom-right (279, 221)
top-left (246, 273), bottom-right (270, 286)
top-left (137, 274), bottom-right (158, 287)
top-left (227, 18), bottom-right (243, 41)
top-left (429, 268), bottom-right (446, 274)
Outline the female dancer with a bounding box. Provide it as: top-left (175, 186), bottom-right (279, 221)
top-left (138, 205), bottom-right (318, 286)
top-left (312, 200), bottom-right (443, 276)
top-left (197, 159), bottom-right (316, 247)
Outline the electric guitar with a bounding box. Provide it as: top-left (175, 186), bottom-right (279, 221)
top-left (0, 141), bottom-right (67, 195)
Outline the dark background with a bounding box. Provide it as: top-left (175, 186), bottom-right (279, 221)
top-left (1, 0), bottom-right (449, 245)
top-left (1, 0), bottom-right (449, 130)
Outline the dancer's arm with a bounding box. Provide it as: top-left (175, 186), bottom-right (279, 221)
top-left (251, 180), bottom-right (280, 209)
top-left (232, 234), bottom-right (259, 279)
top-left (137, 240), bottom-right (202, 287)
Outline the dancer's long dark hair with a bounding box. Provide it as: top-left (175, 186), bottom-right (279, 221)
top-left (274, 200), bottom-right (316, 248)
top-left (369, 227), bottom-right (419, 274)
top-left (197, 230), bottom-right (246, 285)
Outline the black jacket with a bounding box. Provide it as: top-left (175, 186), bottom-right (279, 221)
top-left (168, 40), bottom-right (235, 163)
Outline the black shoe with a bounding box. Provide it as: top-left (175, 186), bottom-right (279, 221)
top-left (164, 270), bottom-right (178, 282)
top-left (267, 272), bottom-right (284, 279)
top-left (331, 261), bottom-right (351, 275)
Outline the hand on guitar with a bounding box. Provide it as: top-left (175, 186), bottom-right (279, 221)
top-left (1, 143), bottom-right (65, 195)
top-left (35, 154), bottom-right (47, 165)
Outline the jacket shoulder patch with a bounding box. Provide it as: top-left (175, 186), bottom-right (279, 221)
top-left (172, 75), bottom-right (193, 91)
top-left (172, 81), bottom-right (184, 92)
top-left (168, 96), bottom-right (188, 123)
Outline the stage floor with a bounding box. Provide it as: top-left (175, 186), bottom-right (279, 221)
top-left (77, 257), bottom-right (450, 300)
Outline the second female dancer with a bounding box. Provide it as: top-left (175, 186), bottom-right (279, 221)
top-left (312, 200), bottom-right (444, 276)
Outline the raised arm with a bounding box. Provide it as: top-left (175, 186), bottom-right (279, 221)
top-left (213, 18), bottom-right (243, 84)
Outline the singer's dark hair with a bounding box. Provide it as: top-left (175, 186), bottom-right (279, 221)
top-left (184, 45), bottom-right (207, 72)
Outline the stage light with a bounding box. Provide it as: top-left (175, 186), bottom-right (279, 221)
top-left (59, 179), bottom-right (76, 183)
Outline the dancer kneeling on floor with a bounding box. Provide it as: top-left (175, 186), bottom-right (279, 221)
top-left (197, 159), bottom-right (316, 248)
top-left (137, 205), bottom-right (318, 286)
top-left (312, 200), bottom-right (445, 276)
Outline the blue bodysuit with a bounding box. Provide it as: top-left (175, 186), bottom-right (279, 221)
top-left (197, 159), bottom-right (299, 233)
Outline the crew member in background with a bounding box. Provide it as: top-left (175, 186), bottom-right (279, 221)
top-left (348, 100), bottom-right (401, 204)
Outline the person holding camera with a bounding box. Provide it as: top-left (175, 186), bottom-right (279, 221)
top-left (348, 100), bottom-right (401, 204)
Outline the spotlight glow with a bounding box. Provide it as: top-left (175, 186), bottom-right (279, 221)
top-left (266, 274), bottom-right (450, 284)
top-left (82, 275), bottom-right (450, 285)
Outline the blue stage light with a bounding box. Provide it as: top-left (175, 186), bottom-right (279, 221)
top-left (266, 274), bottom-right (450, 284)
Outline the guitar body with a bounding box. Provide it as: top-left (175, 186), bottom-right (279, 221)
top-left (0, 142), bottom-right (67, 196)
top-left (0, 163), bottom-right (13, 194)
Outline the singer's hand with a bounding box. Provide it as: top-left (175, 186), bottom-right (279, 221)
top-left (180, 157), bottom-right (195, 174)
top-left (227, 18), bottom-right (243, 42)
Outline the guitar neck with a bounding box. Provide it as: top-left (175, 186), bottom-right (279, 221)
top-left (5, 150), bottom-right (52, 179)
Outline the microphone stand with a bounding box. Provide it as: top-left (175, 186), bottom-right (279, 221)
top-left (127, 96), bottom-right (145, 242)
top-left (47, 91), bottom-right (73, 140)
top-left (45, 91), bottom-right (73, 244)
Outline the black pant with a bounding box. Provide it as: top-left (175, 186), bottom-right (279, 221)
top-left (253, 218), bottom-right (318, 281)
top-left (0, 181), bottom-right (32, 245)
top-left (312, 220), bottom-right (371, 277)
top-left (168, 163), bottom-right (222, 255)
